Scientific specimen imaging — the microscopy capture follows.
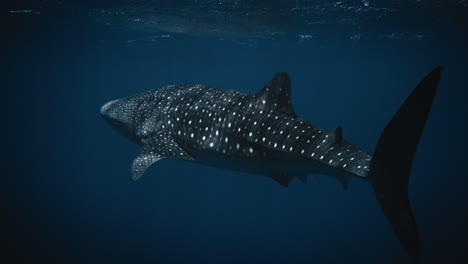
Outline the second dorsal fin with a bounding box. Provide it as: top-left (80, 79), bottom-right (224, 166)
top-left (325, 126), bottom-right (344, 144)
top-left (335, 126), bottom-right (343, 144)
top-left (256, 72), bottom-right (297, 117)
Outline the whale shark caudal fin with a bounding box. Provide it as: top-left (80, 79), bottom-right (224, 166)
top-left (131, 132), bottom-right (194, 181)
top-left (368, 66), bottom-right (443, 262)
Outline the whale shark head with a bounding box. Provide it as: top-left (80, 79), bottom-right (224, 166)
top-left (100, 97), bottom-right (141, 143)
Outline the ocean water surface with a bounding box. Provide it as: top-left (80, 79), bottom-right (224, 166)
top-left (2, 1), bottom-right (467, 263)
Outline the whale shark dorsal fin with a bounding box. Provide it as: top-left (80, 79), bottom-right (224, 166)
top-left (257, 72), bottom-right (297, 117)
top-left (131, 132), bottom-right (194, 181)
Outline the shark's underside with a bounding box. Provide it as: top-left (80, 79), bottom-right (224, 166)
top-left (101, 66), bottom-right (443, 262)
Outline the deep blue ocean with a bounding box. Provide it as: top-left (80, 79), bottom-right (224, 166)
top-left (2, 1), bottom-right (467, 263)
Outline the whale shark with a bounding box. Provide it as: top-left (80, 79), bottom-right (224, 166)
top-left (101, 66), bottom-right (443, 261)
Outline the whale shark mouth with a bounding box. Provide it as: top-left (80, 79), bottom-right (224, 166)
top-left (100, 99), bottom-right (120, 116)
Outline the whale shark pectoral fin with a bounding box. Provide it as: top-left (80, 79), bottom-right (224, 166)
top-left (257, 72), bottom-right (297, 117)
top-left (131, 151), bottom-right (162, 181)
top-left (131, 133), bottom-right (194, 181)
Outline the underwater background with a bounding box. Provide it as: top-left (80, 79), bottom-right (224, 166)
top-left (2, 1), bottom-right (467, 263)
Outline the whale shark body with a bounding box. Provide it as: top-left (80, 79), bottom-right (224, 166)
top-left (101, 66), bottom-right (443, 261)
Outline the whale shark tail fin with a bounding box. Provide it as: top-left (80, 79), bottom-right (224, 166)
top-left (368, 66), bottom-right (442, 262)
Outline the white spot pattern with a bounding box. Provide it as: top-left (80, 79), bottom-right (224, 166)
top-left (101, 78), bottom-right (372, 180)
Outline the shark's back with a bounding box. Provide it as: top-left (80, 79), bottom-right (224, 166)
top-left (151, 78), bottom-right (372, 182)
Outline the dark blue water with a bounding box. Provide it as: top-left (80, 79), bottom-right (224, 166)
top-left (2, 1), bottom-right (467, 263)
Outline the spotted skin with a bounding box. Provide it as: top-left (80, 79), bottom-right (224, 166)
top-left (101, 73), bottom-right (371, 185)
top-left (102, 66), bottom-right (445, 260)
